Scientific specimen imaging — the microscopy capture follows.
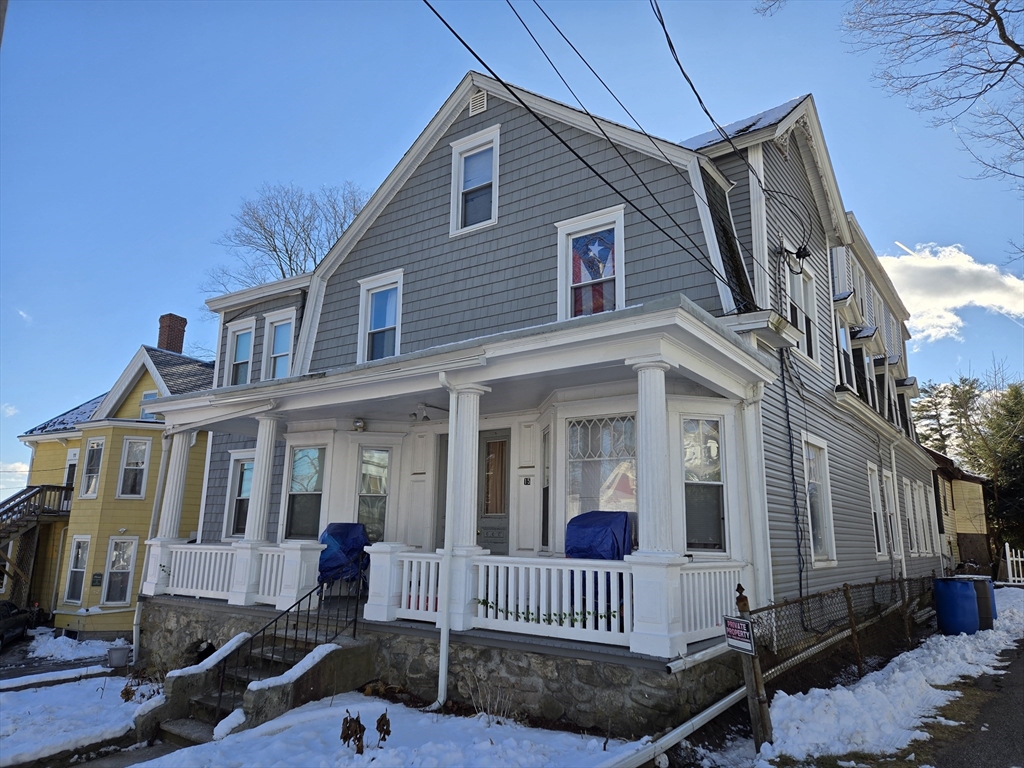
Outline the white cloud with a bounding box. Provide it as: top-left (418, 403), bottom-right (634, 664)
top-left (1, 403), bottom-right (18, 417)
top-left (0, 461), bottom-right (29, 495)
top-left (878, 244), bottom-right (1024, 344)
top-left (17, 309), bottom-right (31, 323)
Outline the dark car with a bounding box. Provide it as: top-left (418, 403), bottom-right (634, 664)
top-left (0, 600), bottom-right (30, 653)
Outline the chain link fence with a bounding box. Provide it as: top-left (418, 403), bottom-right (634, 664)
top-left (748, 575), bottom-right (936, 693)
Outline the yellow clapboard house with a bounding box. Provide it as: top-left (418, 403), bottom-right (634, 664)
top-left (4, 315), bottom-right (213, 637)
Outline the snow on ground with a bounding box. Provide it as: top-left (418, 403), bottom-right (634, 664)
top-left (697, 587), bottom-right (1024, 767)
top-left (0, 676), bottom-right (158, 767)
top-left (27, 628), bottom-right (127, 662)
top-left (137, 692), bottom-right (637, 768)
top-left (0, 664), bottom-right (109, 691)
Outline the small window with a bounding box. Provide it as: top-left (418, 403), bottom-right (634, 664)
top-left (102, 537), bottom-right (137, 605)
top-left (803, 434), bottom-right (835, 563)
top-left (228, 458), bottom-right (254, 537)
top-left (450, 125), bottom-right (500, 235)
top-left (140, 390), bottom-right (159, 421)
top-left (556, 206), bottom-right (626, 321)
top-left (118, 438), bottom-right (151, 498)
top-left (65, 536), bottom-right (90, 603)
top-left (80, 438), bottom-right (104, 498)
top-left (357, 270), bottom-right (403, 364)
top-left (262, 310), bottom-right (296, 381)
top-left (286, 447), bottom-right (325, 539)
top-left (229, 326), bottom-right (253, 386)
top-left (357, 448), bottom-right (391, 543)
top-left (788, 261), bottom-right (818, 361)
top-left (683, 418), bottom-right (725, 551)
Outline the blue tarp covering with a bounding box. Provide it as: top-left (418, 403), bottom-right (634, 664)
top-left (318, 523), bottom-right (370, 584)
top-left (565, 511), bottom-right (632, 560)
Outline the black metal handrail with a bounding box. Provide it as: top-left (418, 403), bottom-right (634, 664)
top-left (214, 552), bottom-right (367, 719)
top-left (0, 485), bottom-right (72, 533)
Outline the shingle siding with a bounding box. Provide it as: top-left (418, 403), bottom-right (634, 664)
top-left (201, 432), bottom-right (286, 542)
top-left (217, 294), bottom-right (305, 388)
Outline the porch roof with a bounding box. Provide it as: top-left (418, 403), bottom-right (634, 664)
top-left (153, 293), bottom-right (778, 433)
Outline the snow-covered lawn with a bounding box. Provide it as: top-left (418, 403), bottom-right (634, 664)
top-left (0, 676), bottom-right (159, 767)
top-left (26, 627), bottom-right (128, 662)
top-left (137, 694), bottom-right (636, 768)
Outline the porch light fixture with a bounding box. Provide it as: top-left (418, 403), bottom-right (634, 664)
top-left (353, 418), bottom-right (366, 432)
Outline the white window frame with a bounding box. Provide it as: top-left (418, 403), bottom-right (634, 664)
top-left (79, 437), bottom-right (105, 499)
top-left (116, 437), bottom-right (152, 499)
top-left (852, 260), bottom-right (866, 317)
top-left (139, 390), bottom-right (159, 421)
top-left (680, 414), bottom-right (730, 556)
top-left (64, 535), bottom-right (90, 604)
top-left (914, 480), bottom-right (934, 555)
top-left (802, 432), bottom-right (836, 566)
top-left (261, 308), bottom-right (297, 381)
top-left (101, 536), bottom-right (138, 606)
top-left (787, 255), bottom-right (819, 364)
top-left (225, 318), bottom-right (256, 387)
top-left (355, 445), bottom-right (393, 544)
top-left (278, 431), bottom-right (334, 543)
top-left (867, 462), bottom-right (887, 558)
top-left (356, 269), bottom-right (404, 364)
top-left (449, 124), bottom-right (500, 237)
top-left (555, 205), bottom-right (626, 322)
top-left (902, 477), bottom-right (919, 554)
top-left (882, 469), bottom-right (902, 557)
top-left (223, 449), bottom-right (257, 539)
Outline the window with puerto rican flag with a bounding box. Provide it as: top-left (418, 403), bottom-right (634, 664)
top-left (556, 205), bottom-right (625, 321)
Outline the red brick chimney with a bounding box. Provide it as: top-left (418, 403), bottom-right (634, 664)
top-left (158, 313), bottom-right (187, 354)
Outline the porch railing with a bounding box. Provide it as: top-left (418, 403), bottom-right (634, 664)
top-left (167, 544), bottom-right (236, 598)
top-left (256, 548), bottom-right (288, 605)
top-left (475, 556), bottom-right (634, 646)
top-left (396, 552), bottom-right (442, 620)
top-left (680, 562), bottom-right (747, 644)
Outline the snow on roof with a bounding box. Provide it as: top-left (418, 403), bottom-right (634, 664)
top-left (22, 392), bottom-right (107, 436)
top-left (681, 95), bottom-right (809, 150)
top-left (144, 346), bottom-right (214, 395)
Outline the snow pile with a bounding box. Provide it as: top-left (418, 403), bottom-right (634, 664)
top-left (760, 587), bottom-right (1024, 763)
top-left (0, 677), bottom-right (158, 767)
top-left (136, 692), bottom-right (635, 768)
top-left (165, 632), bottom-right (250, 679)
top-left (28, 631), bottom-right (128, 662)
top-left (247, 643), bottom-right (337, 691)
top-left (0, 665), bottom-right (109, 692)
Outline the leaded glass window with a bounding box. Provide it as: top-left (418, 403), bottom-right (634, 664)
top-left (571, 228), bottom-right (616, 317)
top-left (566, 416), bottom-right (636, 520)
top-left (683, 419), bottom-right (725, 550)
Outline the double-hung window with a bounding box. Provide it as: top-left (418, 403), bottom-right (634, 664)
top-left (65, 536), bottom-right (90, 603)
top-left (285, 446), bottom-right (326, 540)
top-left (882, 469), bottom-right (901, 556)
top-left (802, 433), bottom-right (836, 564)
top-left (357, 448), bottom-right (391, 544)
top-left (556, 206), bottom-right (626, 321)
top-left (683, 418), bottom-right (726, 551)
top-left (226, 320), bottom-right (255, 386)
top-left (227, 455), bottom-right (255, 537)
top-left (118, 437), bottom-right (151, 498)
top-left (80, 438), bottom-right (104, 498)
top-left (102, 537), bottom-right (137, 605)
top-left (140, 391), bottom-right (159, 421)
top-left (262, 309), bottom-right (296, 380)
top-left (449, 125), bottom-right (499, 235)
top-left (867, 462), bottom-right (886, 556)
top-left (357, 270), bottom-right (403, 363)
top-left (788, 260), bottom-right (818, 361)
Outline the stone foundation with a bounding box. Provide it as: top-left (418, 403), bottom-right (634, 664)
top-left (367, 627), bottom-right (743, 740)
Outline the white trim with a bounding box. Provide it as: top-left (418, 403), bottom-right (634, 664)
top-left (261, 307), bottom-right (298, 381)
top-left (785, 252), bottom-right (820, 366)
top-left (116, 436), bottom-right (152, 499)
top-left (746, 145), bottom-right (770, 310)
top-left (100, 536), bottom-right (139, 606)
top-left (688, 156), bottom-right (737, 315)
top-left (139, 390), bottom-right (160, 421)
top-left (64, 535), bottom-right (90, 604)
top-left (801, 431), bottom-right (837, 565)
top-left (278, 430), bottom-right (335, 543)
top-left (92, 347), bottom-right (170, 421)
top-left (679, 413), bottom-right (731, 557)
top-left (222, 449), bottom-right (257, 540)
top-left (64, 447), bottom-right (80, 489)
top-left (555, 205), bottom-right (626, 322)
top-left (79, 437), bottom-right (105, 499)
top-left (356, 269), bottom-right (404, 364)
top-left (881, 467), bottom-right (903, 560)
top-left (205, 273), bottom-right (312, 313)
top-left (195, 432), bottom-right (214, 542)
top-left (867, 461), bottom-right (887, 557)
top-left (225, 317), bottom-right (257, 387)
top-left (449, 124), bottom-right (500, 237)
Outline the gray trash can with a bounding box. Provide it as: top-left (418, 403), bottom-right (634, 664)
top-left (107, 645), bottom-right (130, 668)
top-left (952, 575), bottom-right (997, 630)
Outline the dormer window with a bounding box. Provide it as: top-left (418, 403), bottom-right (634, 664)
top-left (225, 319), bottom-right (256, 386)
top-left (450, 126), bottom-right (500, 236)
top-left (357, 270), bottom-right (404, 364)
top-left (262, 309), bottom-right (296, 381)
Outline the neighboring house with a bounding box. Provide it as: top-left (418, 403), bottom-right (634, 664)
top-left (139, 74), bottom-right (940, 724)
top-left (4, 315), bottom-right (213, 637)
top-left (926, 448), bottom-right (990, 568)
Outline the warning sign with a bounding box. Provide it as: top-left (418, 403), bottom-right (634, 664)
top-left (724, 616), bottom-right (756, 655)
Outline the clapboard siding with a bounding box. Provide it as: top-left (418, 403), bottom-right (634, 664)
top-left (309, 96), bottom-right (721, 372)
top-left (217, 294), bottom-right (304, 388)
top-left (201, 432), bottom-right (286, 542)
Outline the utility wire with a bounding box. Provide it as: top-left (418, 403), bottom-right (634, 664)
top-left (503, 0), bottom-right (734, 295)
top-left (422, 0), bottom-right (748, 307)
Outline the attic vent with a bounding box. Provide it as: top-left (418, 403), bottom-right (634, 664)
top-left (469, 90), bottom-right (487, 116)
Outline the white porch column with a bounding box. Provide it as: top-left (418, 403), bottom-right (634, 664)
top-left (363, 542), bottom-right (414, 621)
top-left (447, 384), bottom-right (490, 631)
top-left (625, 357), bottom-right (688, 658)
top-left (142, 431), bottom-right (193, 596)
top-left (275, 540), bottom-right (327, 610)
top-left (230, 414), bottom-right (281, 606)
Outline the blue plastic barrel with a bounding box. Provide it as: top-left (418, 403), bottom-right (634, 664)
top-left (934, 578), bottom-right (980, 635)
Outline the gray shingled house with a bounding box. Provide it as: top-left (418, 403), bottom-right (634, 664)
top-left (139, 73), bottom-right (941, 725)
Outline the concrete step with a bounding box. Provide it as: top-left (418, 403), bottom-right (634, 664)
top-left (158, 718), bottom-right (215, 747)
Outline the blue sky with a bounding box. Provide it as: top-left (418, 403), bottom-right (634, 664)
top-left (1, 0), bottom-right (1021, 493)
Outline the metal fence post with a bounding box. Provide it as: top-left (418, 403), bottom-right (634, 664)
top-left (842, 584), bottom-right (864, 678)
top-left (736, 585), bottom-right (773, 749)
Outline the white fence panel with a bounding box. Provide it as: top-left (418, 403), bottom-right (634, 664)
top-left (255, 548), bottom-right (288, 605)
top-left (1006, 543), bottom-right (1024, 585)
top-left (396, 552), bottom-right (442, 620)
top-left (680, 563), bottom-right (746, 644)
top-left (167, 545), bottom-right (235, 599)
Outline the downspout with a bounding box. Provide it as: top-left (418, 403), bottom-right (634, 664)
top-left (133, 432), bottom-right (171, 664)
top-left (431, 372), bottom-right (460, 710)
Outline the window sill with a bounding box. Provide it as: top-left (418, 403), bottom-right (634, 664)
top-left (78, 494), bottom-right (98, 501)
top-left (811, 558), bottom-right (838, 569)
top-left (115, 494), bottom-right (146, 501)
top-left (449, 218), bottom-right (498, 239)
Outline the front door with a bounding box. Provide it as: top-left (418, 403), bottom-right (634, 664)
top-left (477, 430), bottom-right (510, 555)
